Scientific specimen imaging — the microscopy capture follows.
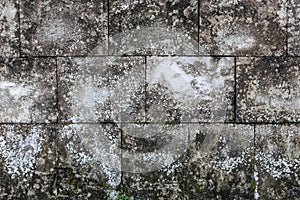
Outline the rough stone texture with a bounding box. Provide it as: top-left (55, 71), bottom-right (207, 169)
top-left (122, 124), bottom-right (190, 199)
top-left (188, 124), bottom-right (255, 199)
top-left (57, 56), bottom-right (145, 123)
top-left (288, 0), bottom-right (300, 55)
top-left (1, 0), bottom-right (300, 199)
top-left (0, 58), bottom-right (57, 123)
top-left (0, 124), bottom-right (56, 199)
top-left (146, 56), bottom-right (235, 123)
top-left (200, 0), bottom-right (287, 56)
top-left (56, 124), bottom-right (121, 199)
top-left (255, 125), bottom-right (300, 199)
top-left (0, 0), bottom-right (19, 57)
top-left (121, 123), bottom-right (190, 173)
top-left (122, 155), bottom-right (190, 199)
top-left (237, 57), bottom-right (300, 123)
top-left (20, 0), bottom-right (108, 56)
top-left (109, 0), bottom-right (198, 55)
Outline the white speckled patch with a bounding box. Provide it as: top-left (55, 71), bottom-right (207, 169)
top-left (58, 124), bottom-right (121, 187)
top-left (0, 126), bottom-right (42, 178)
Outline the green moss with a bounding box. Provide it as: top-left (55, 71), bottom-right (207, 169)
top-left (252, 181), bottom-right (257, 191)
top-left (207, 193), bottom-right (216, 198)
top-left (60, 121), bottom-right (74, 126)
top-left (72, 189), bottom-right (80, 196)
top-left (151, 190), bottom-right (158, 200)
top-left (193, 183), bottom-right (202, 193)
top-left (116, 194), bottom-right (130, 200)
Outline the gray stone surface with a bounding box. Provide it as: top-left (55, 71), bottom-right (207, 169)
top-left (200, 0), bottom-right (287, 56)
top-left (255, 125), bottom-right (300, 199)
top-left (122, 124), bottom-right (190, 199)
top-left (146, 56), bottom-right (235, 123)
top-left (122, 155), bottom-right (190, 199)
top-left (20, 0), bottom-right (108, 56)
top-left (0, 0), bottom-right (299, 199)
top-left (288, 0), bottom-right (300, 55)
top-left (0, 124), bottom-right (56, 199)
top-left (56, 124), bottom-right (121, 199)
top-left (57, 56), bottom-right (145, 123)
top-left (121, 123), bottom-right (189, 173)
top-left (0, 0), bottom-right (19, 57)
top-left (237, 57), bottom-right (300, 123)
top-left (188, 124), bottom-right (255, 199)
top-left (0, 58), bottom-right (57, 123)
top-left (109, 0), bottom-right (198, 55)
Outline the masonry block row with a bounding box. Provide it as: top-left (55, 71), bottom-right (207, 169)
top-left (0, 0), bottom-right (299, 57)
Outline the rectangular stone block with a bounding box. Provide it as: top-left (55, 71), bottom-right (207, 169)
top-left (0, 0), bottom-right (19, 57)
top-left (255, 125), bottom-right (300, 199)
top-left (121, 123), bottom-right (189, 173)
top-left (56, 123), bottom-right (121, 199)
top-left (0, 58), bottom-right (57, 123)
top-left (57, 56), bottom-right (145, 123)
top-left (20, 0), bottom-right (108, 56)
top-left (200, 0), bottom-right (287, 56)
top-left (237, 57), bottom-right (300, 123)
top-left (146, 56), bottom-right (234, 123)
top-left (0, 124), bottom-right (57, 199)
top-left (109, 0), bottom-right (198, 55)
top-left (121, 123), bottom-right (190, 199)
top-left (188, 124), bottom-right (255, 199)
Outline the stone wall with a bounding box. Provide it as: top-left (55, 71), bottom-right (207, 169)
top-left (0, 0), bottom-right (299, 199)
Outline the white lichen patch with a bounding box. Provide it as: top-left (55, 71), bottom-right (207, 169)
top-left (254, 165), bottom-right (260, 199)
top-left (255, 125), bottom-right (300, 179)
top-left (217, 24), bottom-right (256, 54)
top-left (37, 17), bottom-right (82, 47)
top-left (147, 56), bottom-right (234, 122)
top-left (254, 86), bottom-right (300, 109)
top-left (255, 153), bottom-right (300, 179)
top-left (107, 25), bottom-right (198, 55)
top-left (189, 124), bottom-right (254, 172)
top-left (210, 150), bottom-right (252, 172)
top-left (60, 57), bottom-right (145, 122)
top-left (122, 124), bottom-right (189, 173)
top-left (0, 81), bottom-right (36, 122)
top-left (0, 0), bottom-right (18, 56)
top-left (69, 80), bottom-right (112, 122)
top-left (217, 0), bottom-right (241, 7)
top-left (0, 1), bottom-right (17, 27)
top-left (0, 126), bottom-right (43, 178)
top-left (148, 57), bottom-right (228, 100)
top-left (59, 124), bottom-right (121, 187)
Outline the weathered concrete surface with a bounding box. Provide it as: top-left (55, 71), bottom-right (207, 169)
top-left (0, 0), bottom-right (19, 57)
top-left (0, 58), bottom-right (57, 123)
top-left (237, 57), bottom-right (300, 123)
top-left (200, 0), bottom-right (287, 56)
top-left (20, 0), bottom-right (108, 56)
